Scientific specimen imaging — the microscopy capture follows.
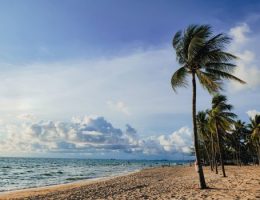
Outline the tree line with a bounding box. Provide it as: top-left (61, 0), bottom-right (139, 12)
top-left (197, 95), bottom-right (260, 178)
top-left (170, 24), bottom-right (250, 189)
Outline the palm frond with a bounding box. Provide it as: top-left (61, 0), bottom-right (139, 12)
top-left (172, 31), bottom-right (186, 65)
top-left (217, 103), bottom-right (233, 111)
top-left (212, 94), bottom-right (227, 106)
top-left (194, 33), bottom-right (231, 63)
top-left (188, 35), bottom-right (204, 62)
top-left (182, 25), bottom-right (211, 61)
top-left (221, 112), bottom-right (237, 119)
top-left (201, 50), bottom-right (237, 64)
top-left (196, 70), bottom-right (222, 93)
top-left (205, 62), bottom-right (236, 73)
top-left (171, 66), bottom-right (189, 92)
top-left (172, 30), bottom-right (182, 49)
top-left (206, 68), bottom-right (245, 84)
top-left (205, 33), bottom-right (231, 49)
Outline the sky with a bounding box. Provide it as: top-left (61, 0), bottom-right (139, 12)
top-left (0, 0), bottom-right (260, 159)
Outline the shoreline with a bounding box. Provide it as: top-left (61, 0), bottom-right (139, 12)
top-left (1, 166), bottom-right (260, 199)
top-left (0, 163), bottom-right (188, 195)
top-left (0, 169), bottom-right (141, 199)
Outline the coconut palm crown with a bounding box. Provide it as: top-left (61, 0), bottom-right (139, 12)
top-left (171, 24), bottom-right (245, 93)
top-left (209, 94), bottom-right (237, 130)
top-left (171, 24), bottom-right (245, 189)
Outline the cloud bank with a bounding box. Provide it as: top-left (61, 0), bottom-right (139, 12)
top-left (0, 116), bottom-right (192, 158)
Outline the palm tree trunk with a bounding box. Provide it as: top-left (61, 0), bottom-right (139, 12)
top-left (236, 151), bottom-right (239, 166)
top-left (236, 141), bottom-right (241, 166)
top-left (238, 144), bottom-right (241, 166)
top-left (204, 143), bottom-right (211, 168)
top-left (210, 131), bottom-right (215, 172)
top-left (257, 140), bottom-right (260, 165)
top-left (210, 158), bottom-right (213, 171)
top-left (215, 147), bottom-right (218, 174)
top-left (257, 146), bottom-right (260, 165)
top-left (205, 143), bottom-right (213, 170)
top-left (255, 142), bottom-right (260, 165)
top-left (206, 146), bottom-right (213, 171)
top-left (215, 122), bottom-right (226, 177)
top-left (192, 72), bottom-right (207, 189)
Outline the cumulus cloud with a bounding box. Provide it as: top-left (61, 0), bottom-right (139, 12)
top-left (228, 23), bottom-right (260, 91)
top-left (0, 116), bottom-right (192, 157)
top-left (247, 110), bottom-right (260, 119)
top-left (141, 127), bottom-right (192, 155)
top-left (107, 101), bottom-right (130, 115)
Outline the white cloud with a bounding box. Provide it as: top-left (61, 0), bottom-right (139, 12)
top-left (107, 100), bottom-right (130, 115)
top-left (229, 23), bottom-right (250, 46)
top-left (16, 113), bottom-right (36, 121)
top-left (142, 127), bottom-right (192, 155)
top-left (0, 116), bottom-right (192, 157)
top-left (247, 110), bottom-right (260, 119)
top-left (228, 23), bottom-right (260, 91)
top-left (0, 116), bottom-right (140, 154)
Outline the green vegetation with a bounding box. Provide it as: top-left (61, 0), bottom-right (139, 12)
top-left (198, 106), bottom-right (260, 173)
top-left (171, 24), bottom-right (245, 189)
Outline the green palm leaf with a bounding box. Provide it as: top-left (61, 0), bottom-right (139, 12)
top-left (206, 68), bottom-right (246, 84)
top-left (171, 66), bottom-right (189, 92)
top-left (196, 70), bottom-right (222, 93)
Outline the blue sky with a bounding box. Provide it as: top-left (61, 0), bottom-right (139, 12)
top-left (1, 0), bottom-right (260, 62)
top-left (0, 0), bottom-right (260, 159)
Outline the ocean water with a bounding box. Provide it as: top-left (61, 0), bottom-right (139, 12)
top-left (0, 157), bottom-right (189, 192)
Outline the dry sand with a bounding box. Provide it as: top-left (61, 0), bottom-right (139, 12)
top-left (0, 166), bottom-right (260, 200)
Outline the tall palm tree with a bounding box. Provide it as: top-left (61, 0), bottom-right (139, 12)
top-left (208, 94), bottom-right (237, 177)
top-left (249, 115), bottom-right (260, 164)
top-left (171, 24), bottom-right (245, 188)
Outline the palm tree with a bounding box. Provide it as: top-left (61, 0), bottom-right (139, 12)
top-left (208, 94), bottom-right (237, 177)
top-left (198, 110), bottom-right (219, 173)
top-left (249, 115), bottom-right (260, 164)
top-left (197, 111), bottom-right (213, 170)
top-left (171, 24), bottom-right (245, 188)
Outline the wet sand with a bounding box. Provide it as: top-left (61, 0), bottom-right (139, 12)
top-left (1, 166), bottom-right (260, 200)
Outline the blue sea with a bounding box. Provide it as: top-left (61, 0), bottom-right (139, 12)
top-left (0, 157), bottom-right (189, 192)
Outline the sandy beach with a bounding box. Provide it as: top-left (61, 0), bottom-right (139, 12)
top-left (0, 166), bottom-right (260, 200)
